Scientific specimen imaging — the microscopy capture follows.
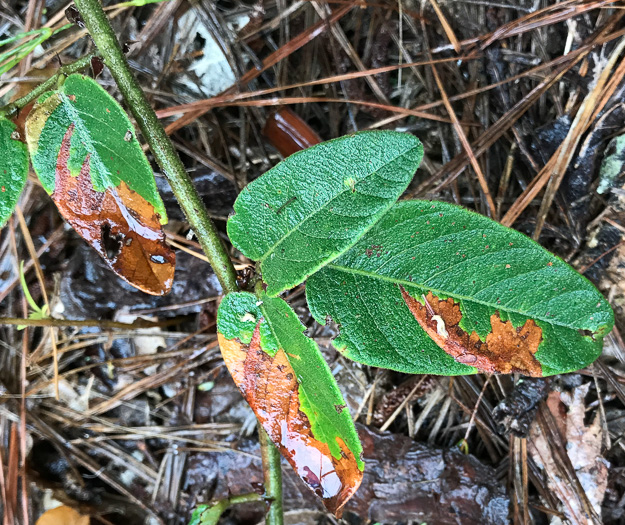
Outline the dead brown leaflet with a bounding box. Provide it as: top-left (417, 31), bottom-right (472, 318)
top-left (52, 125), bottom-right (175, 296)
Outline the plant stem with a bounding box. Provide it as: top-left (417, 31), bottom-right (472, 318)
top-left (259, 426), bottom-right (284, 525)
top-left (0, 316), bottom-right (183, 329)
top-left (73, 0), bottom-right (238, 294)
top-left (190, 493), bottom-right (262, 525)
top-left (0, 53), bottom-right (95, 117)
top-left (71, 2), bottom-right (281, 522)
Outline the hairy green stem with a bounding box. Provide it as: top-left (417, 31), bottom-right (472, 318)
top-left (71, 1), bottom-right (281, 523)
top-left (73, 0), bottom-right (238, 294)
top-left (259, 425), bottom-right (284, 525)
top-left (190, 493), bottom-right (262, 525)
top-left (0, 53), bottom-right (95, 117)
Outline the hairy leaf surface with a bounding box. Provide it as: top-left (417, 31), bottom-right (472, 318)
top-left (0, 118), bottom-right (29, 227)
top-left (227, 131), bottom-right (423, 296)
top-left (217, 291), bottom-right (363, 515)
top-left (25, 74), bottom-right (174, 295)
top-left (307, 201), bottom-right (614, 377)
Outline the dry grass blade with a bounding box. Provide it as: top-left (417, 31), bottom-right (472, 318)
top-left (4, 424), bottom-right (18, 525)
top-left (428, 0), bottom-right (460, 53)
top-left (429, 60), bottom-right (496, 216)
top-left (154, 54), bottom-right (480, 118)
top-left (531, 37), bottom-right (625, 239)
top-left (14, 206), bottom-right (59, 400)
top-left (163, 95), bottom-right (461, 124)
top-left (31, 415), bottom-right (165, 524)
top-left (379, 376), bottom-right (430, 432)
top-left (312, 1), bottom-right (390, 104)
top-left (164, 4), bottom-right (353, 135)
top-left (411, 57), bottom-right (576, 196)
top-left (85, 341), bottom-right (218, 416)
top-left (510, 436), bottom-right (529, 525)
top-left (420, 24), bottom-right (625, 197)
top-left (0, 453), bottom-right (8, 525)
top-left (0, 225), bottom-right (64, 306)
top-left (477, 0), bottom-right (619, 50)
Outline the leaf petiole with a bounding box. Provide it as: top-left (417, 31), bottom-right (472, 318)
top-left (0, 52), bottom-right (96, 118)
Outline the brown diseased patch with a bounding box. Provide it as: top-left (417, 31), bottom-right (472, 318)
top-left (400, 288), bottom-right (543, 377)
top-left (53, 125), bottom-right (175, 295)
top-left (218, 324), bottom-right (362, 516)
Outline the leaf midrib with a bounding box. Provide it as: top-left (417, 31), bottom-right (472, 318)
top-left (256, 143), bottom-right (419, 264)
top-left (324, 263), bottom-right (595, 331)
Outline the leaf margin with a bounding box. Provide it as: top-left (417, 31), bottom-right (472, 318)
top-left (306, 199), bottom-right (614, 377)
top-left (0, 117), bottom-right (29, 228)
top-left (227, 130), bottom-right (424, 296)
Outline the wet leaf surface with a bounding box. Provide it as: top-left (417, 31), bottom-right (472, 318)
top-left (493, 378), bottom-right (551, 437)
top-left (227, 131), bottom-right (423, 296)
top-left (217, 291), bottom-right (363, 515)
top-left (262, 107), bottom-right (322, 158)
top-left (185, 424), bottom-right (509, 525)
top-left (307, 200), bottom-right (614, 376)
top-left (0, 117), bottom-right (29, 227)
top-left (25, 74), bottom-right (174, 295)
top-left (60, 246), bottom-right (220, 319)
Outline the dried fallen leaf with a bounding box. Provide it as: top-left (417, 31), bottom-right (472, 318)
top-left (529, 384), bottom-right (609, 524)
top-left (25, 74), bottom-right (174, 295)
top-left (262, 107), bottom-right (322, 158)
top-left (36, 506), bottom-right (89, 525)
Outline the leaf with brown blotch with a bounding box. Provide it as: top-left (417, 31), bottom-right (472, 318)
top-left (401, 289), bottom-right (543, 376)
top-left (51, 124), bottom-right (174, 294)
top-left (307, 200), bottom-right (614, 377)
top-left (217, 292), bottom-right (364, 515)
top-left (25, 74), bottom-right (174, 295)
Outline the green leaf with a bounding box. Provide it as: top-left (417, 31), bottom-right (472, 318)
top-left (307, 200), bottom-right (614, 377)
top-left (25, 74), bottom-right (166, 220)
top-left (24, 74), bottom-right (176, 295)
top-left (188, 502), bottom-right (228, 525)
top-left (0, 117), bottom-right (29, 227)
top-left (227, 131), bottom-right (423, 296)
top-left (217, 291), bottom-right (363, 514)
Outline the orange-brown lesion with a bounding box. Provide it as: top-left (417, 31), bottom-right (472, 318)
top-left (400, 288), bottom-right (543, 377)
top-left (52, 124), bottom-right (175, 295)
top-left (217, 323), bottom-right (363, 516)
